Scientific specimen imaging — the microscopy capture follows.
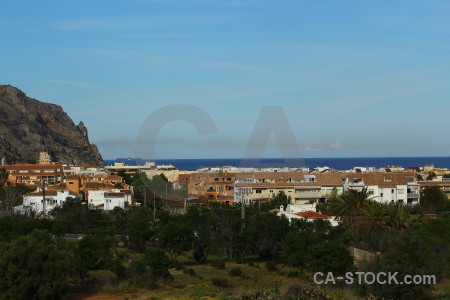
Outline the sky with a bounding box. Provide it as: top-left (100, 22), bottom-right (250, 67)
top-left (1, 0), bottom-right (450, 159)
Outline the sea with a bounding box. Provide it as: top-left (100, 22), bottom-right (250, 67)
top-left (104, 157), bottom-right (450, 171)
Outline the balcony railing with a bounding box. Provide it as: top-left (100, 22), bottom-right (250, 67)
top-left (407, 193), bottom-right (420, 198)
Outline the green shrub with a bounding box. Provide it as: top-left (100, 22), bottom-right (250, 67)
top-left (211, 277), bottom-right (232, 288)
top-left (211, 259), bottom-right (226, 270)
top-left (287, 271), bottom-right (299, 278)
top-left (182, 268), bottom-right (197, 277)
top-left (228, 267), bottom-right (242, 276)
top-left (265, 261), bottom-right (277, 271)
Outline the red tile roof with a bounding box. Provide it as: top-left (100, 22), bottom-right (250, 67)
top-left (295, 211), bottom-right (329, 219)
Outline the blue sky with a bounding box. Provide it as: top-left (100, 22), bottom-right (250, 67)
top-left (2, 0), bottom-right (450, 159)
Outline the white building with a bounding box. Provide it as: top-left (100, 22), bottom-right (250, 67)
top-left (87, 190), bottom-right (127, 210)
top-left (16, 190), bottom-right (78, 216)
top-left (277, 205), bottom-right (340, 227)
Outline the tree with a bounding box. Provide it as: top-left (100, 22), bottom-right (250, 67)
top-left (246, 212), bottom-right (290, 259)
top-left (158, 221), bottom-right (193, 259)
top-left (0, 168), bottom-right (7, 186)
top-left (361, 231), bottom-right (437, 300)
top-left (51, 197), bottom-right (108, 233)
top-left (0, 230), bottom-right (70, 299)
top-left (259, 191), bottom-right (291, 212)
top-left (332, 187), bottom-right (373, 226)
top-left (125, 206), bottom-right (155, 252)
top-left (184, 205), bottom-right (215, 263)
top-left (309, 241), bottom-right (355, 275)
top-left (420, 186), bottom-right (448, 213)
top-left (426, 172), bottom-right (437, 181)
top-left (129, 248), bottom-right (174, 289)
top-left (73, 230), bottom-right (115, 280)
top-left (117, 169), bottom-right (132, 185)
top-left (0, 184), bottom-right (32, 213)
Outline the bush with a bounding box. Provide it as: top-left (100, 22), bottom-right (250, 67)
top-left (0, 230), bottom-right (71, 299)
top-left (128, 248), bottom-right (174, 289)
top-left (183, 268), bottom-right (197, 277)
top-left (211, 259), bottom-right (226, 270)
top-left (211, 277), bottom-right (232, 288)
top-left (287, 271), bottom-right (299, 278)
top-left (228, 267), bottom-right (242, 276)
top-left (247, 261), bottom-right (254, 267)
top-left (265, 261), bottom-right (277, 271)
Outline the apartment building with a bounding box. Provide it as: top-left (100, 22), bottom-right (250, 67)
top-left (4, 164), bottom-right (64, 186)
top-left (187, 172), bottom-right (236, 203)
top-left (234, 171), bottom-right (420, 205)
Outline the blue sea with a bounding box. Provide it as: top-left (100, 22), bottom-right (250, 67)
top-left (104, 157), bottom-right (450, 171)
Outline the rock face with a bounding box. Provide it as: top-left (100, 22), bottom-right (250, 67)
top-left (0, 85), bottom-right (104, 166)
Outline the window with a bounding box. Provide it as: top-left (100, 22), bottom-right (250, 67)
top-left (391, 189), bottom-right (394, 194)
top-left (255, 189), bottom-right (262, 194)
top-left (214, 178), bottom-right (219, 181)
top-left (68, 181), bottom-right (74, 185)
top-left (227, 178), bottom-right (232, 181)
top-left (398, 189), bottom-right (405, 194)
top-left (380, 193), bottom-right (384, 198)
top-left (269, 190), bottom-right (274, 193)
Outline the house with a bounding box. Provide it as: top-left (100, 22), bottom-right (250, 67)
top-left (87, 190), bottom-right (128, 210)
top-left (277, 205), bottom-right (339, 226)
top-left (16, 190), bottom-right (79, 216)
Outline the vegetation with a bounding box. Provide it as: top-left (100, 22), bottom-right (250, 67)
top-left (0, 184), bottom-right (449, 299)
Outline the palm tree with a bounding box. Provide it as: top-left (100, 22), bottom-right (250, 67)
top-left (384, 202), bottom-right (412, 230)
top-left (361, 201), bottom-right (413, 230)
top-left (332, 187), bottom-right (373, 226)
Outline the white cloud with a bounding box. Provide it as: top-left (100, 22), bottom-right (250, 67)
top-left (304, 141), bottom-right (344, 152)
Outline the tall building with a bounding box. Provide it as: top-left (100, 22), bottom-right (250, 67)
top-left (38, 152), bottom-right (51, 164)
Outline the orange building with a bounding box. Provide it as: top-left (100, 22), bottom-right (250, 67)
top-left (4, 164), bottom-right (64, 186)
top-left (187, 172), bottom-right (236, 204)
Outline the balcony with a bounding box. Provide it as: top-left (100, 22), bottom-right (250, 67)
top-left (407, 193), bottom-right (420, 198)
top-left (295, 192), bottom-right (322, 198)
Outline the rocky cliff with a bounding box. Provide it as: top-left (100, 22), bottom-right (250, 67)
top-left (0, 85), bottom-right (104, 166)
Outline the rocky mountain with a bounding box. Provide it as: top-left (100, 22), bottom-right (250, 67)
top-left (0, 85), bottom-right (104, 166)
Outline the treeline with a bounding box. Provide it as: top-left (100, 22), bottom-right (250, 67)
top-left (0, 183), bottom-right (449, 299)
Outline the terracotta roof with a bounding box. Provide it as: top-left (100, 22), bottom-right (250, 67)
top-left (419, 181), bottom-right (450, 186)
top-left (295, 211), bottom-right (329, 219)
top-left (85, 182), bottom-right (115, 189)
top-left (235, 182), bottom-right (319, 187)
top-left (25, 190), bottom-right (78, 197)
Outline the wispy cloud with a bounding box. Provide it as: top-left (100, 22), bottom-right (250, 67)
top-left (304, 141), bottom-right (344, 152)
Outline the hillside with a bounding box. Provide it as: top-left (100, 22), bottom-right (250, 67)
top-left (0, 85), bottom-right (104, 166)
